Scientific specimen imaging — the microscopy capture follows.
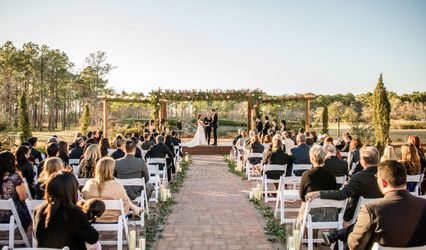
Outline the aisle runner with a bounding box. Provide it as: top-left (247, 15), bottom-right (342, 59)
top-left (155, 155), bottom-right (274, 250)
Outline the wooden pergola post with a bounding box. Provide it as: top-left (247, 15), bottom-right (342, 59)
top-left (102, 100), bottom-right (109, 138)
top-left (247, 100), bottom-right (253, 131)
top-left (159, 100), bottom-right (167, 121)
top-left (305, 97), bottom-right (311, 132)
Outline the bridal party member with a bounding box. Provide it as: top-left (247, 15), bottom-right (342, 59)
top-left (211, 109), bottom-right (219, 146)
top-left (185, 114), bottom-right (208, 147)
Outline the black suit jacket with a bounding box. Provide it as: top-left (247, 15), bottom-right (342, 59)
top-left (263, 121), bottom-right (270, 135)
top-left (69, 146), bottom-right (83, 160)
top-left (111, 148), bottom-right (125, 160)
top-left (145, 143), bottom-right (174, 163)
top-left (348, 190), bottom-right (426, 249)
top-left (256, 121), bottom-right (263, 134)
top-left (141, 140), bottom-right (155, 150)
top-left (320, 166), bottom-right (384, 221)
top-left (324, 156), bottom-right (349, 177)
top-left (114, 155), bottom-right (150, 200)
top-left (211, 113), bottom-right (218, 128)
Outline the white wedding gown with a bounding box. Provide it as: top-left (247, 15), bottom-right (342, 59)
top-left (185, 119), bottom-right (208, 147)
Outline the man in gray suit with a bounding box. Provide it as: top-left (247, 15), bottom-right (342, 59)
top-left (115, 140), bottom-right (153, 200)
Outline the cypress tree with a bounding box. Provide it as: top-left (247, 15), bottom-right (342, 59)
top-left (372, 73), bottom-right (391, 152)
top-left (80, 104), bottom-right (91, 135)
top-left (322, 106), bottom-right (329, 134)
top-left (18, 92), bottom-right (32, 143)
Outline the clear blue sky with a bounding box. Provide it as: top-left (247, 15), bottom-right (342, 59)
top-left (1, 0), bottom-right (425, 95)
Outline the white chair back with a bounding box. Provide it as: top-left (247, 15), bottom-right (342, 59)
top-left (372, 242), bottom-right (426, 250)
top-left (25, 199), bottom-right (45, 247)
top-left (77, 178), bottom-right (91, 187)
top-left (147, 158), bottom-right (168, 184)
top-left (69, 159), bottom-right (80, 176)
top-left (1, 247), bottom-right (70, 250)
top-left (263, 164), bottom-right (287, 172)
top-left (407, 174), bottom-right (423, 196)
top-left (262, 164), bottom-right (286, 202)
top-left (339, 152), bottom-right (349, 159)
top-left (351, 196), bottom-right (383, 224)
top-left (335, 175), bottom-right (346, 185)
top-left (0, 199), bottom-right (30, 248)
top-left (141, 150), bottom-right (148, 159)
top-left (291, 164), bottom-right (312, 176)
top-left (107, 149), bottom-right (116, 156)
top-left (22, 178), bottom-right (33, 200)
top-left (116, 178), bottom-right (149, 216)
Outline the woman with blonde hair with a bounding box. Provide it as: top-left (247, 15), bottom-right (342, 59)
top-left (400, 144), bottom-right (421, 175)
top-left (380, 145), bottom-right (397, 162)
top-left (82, 157), bottom-right (143, 222)
top-left (34, 157), bottom-right (64, 200)
top-left (79, 144), bottom-right (101, 178)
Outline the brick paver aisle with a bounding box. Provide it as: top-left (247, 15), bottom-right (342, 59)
top-left (155, 155), bottom-right (276, 250)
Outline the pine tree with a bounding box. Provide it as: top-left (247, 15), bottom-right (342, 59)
top-left (372, 73), bottom-right (391, 152)
top-left (322, 106), bottom-right (329, 134)
top-left (80, 104), bottom-right (91, 135)
top-left (18, 92), bottom-right (32, 143)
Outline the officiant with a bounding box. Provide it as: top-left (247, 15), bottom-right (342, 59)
top-left (203, 114), bottom-right (212, 146)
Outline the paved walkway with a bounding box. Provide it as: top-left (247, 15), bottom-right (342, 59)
top-left (155, 155), bottom-right (276, 250)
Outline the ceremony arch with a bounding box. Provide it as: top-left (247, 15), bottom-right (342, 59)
top-left (97, 89), bottom-right (315, 138)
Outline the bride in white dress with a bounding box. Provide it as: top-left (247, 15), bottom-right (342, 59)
top-left (185, 114), bottom-right (208, 147)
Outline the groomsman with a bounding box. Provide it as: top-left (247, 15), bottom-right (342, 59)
top-left (211, 109), bottom-right (218, 146)
top-left (263, 115), bottom-right (271, 137)
top-left (255, 116), bottom-right (263, 134)
top-left (203, 114), bottom-right (212, 145)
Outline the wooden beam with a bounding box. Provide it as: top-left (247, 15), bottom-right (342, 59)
top-left (247, 101), bottom-right (253, 131)
top-left (305, 98), bottom-right (311, 132)
top-left (103, 100), bottom-right (109, 139)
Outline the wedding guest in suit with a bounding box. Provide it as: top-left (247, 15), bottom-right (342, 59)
top-left (79, 144), bottom-right (102, 178)
top-left (141, 133), bottom-right (155, 150)
top-left (16, 145), bottom-right (36, 196)
top-left (347, 138), bottom-right (363, 175)
top-left (204, 114), bottom-right (212, 145)
top-left (263, 135), bottom-right (290, 188)
top-left (69, 137), bottom-right (84, 160)
top-left (289, 133), bottom-right (311, 176)
top-left (323, 144), bottom-right (348, 177)
top-left (145, 135), bottom-right (174, 182)
top-left (322, 160), bottom-right (426, 249)
top-left (28, 137), bottom-right (44, 164)
top-left (262, 116), bottom-right (271, 139)
top-left (115, 140), bottom-right (152, 200)
top-left (34, 171), bottom-right (99, 249)
top-left (255, 116), bottom-right (263, 135)
top-left (271, 119), bottom-right (279, 135)
top-left (211, 109), bottom-right (218, 146)
top-left (306, 146), bottom-right (384, 221)
top-left (111, 139), bottom-right (125, 160)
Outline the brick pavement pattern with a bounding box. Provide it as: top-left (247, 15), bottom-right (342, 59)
top-left (155, 155), bottom-right (275, 250)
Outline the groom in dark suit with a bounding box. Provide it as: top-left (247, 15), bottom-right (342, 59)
top-left (203, 114), bottom-right (212, 145)
top-left (211, 109), bottom-right (218, 146)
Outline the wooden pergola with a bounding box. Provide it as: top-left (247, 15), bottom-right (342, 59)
top-left (98, 90), bottom-right (315, 138)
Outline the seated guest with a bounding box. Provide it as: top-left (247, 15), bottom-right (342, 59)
top-left (263, 135), bottom-right (290, 188)
top-left (34, 171), bottom-right (98, 249)
top-left (0, 151), bottom-right (31, 230)
top-left (16, 145), bottom-right (36, 196)
top-left (170, 130), bottom-right (181, 146)
top-left (323, 161), bottom-right (426, 249)
top-left (232, 129), bottom-right (243, 146)
top-left (38, 142), bottom-right (60, 174)
top-left (243, 129), bottom-right (257, 149)
top-left (79, 144), bottom-right (101, 178)
top-left (115, 140), bottom-right (153, 200)
top-left (34, 157), bottom-right (64, 200)
top-left (289, 133), bottom-right (311, 176)
top-left (28, 137), bottom-right (43, 164)
top-left (347, 138), bottom-right (363, 176)
top-left (99, 137), bottom-right (110, 158)
top-left (263, 133), bottom-right (272, 144)
top-left (245, 134), bottom-right (264, 165)
top-left (324, 136), bottom-right (341, 159)
top-left (305, 131), bottom-right (314, 146)
top-left (306, 146), bottom-right (384, 221)
top-left (69, 132), bottom-right (83, 149)
top-left (58, 140), bottom-right (69, 165)
top-left (82, 157), bottom-right (143, 222)
top-left (297, 145), bottom-right (337, 230)
top-left (69, 137), bottom-right (84, 160)
top-left (407, 135), bottom-right (426, 174)
top-left (381, 145), bottom-right (397, 162)
top-left (141, 133), bottom-right (155, 150)
top-left (399, 143), bottom-right (421, 193)
top-left (111, 139), bottom-right (125, 160)
top-left (281, 131), bottom-right (295, 155)
top-left (323, 144), bottom-right (348, 177)
top-left (145, 135), bottom-right (174, 182)
top-left (341, 133), bottom-right (352, 152)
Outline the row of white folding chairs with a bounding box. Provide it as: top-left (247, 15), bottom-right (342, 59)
top-left (146, 157), bottom-right (167, 203)
top-left (0, 199), bottom-right (31, 248)
top-left (25, 199), bottom-right (129, 250)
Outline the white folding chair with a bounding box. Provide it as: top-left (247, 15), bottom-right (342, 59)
top-left (23, 178), bottom-right (33, 200)
top-left (146, 158), bottom-right (168, 184)
top-left (146, 165), bottom-right (161, 203)
top-left (300, 199), bottom-right (348, 250)
top-left (68, 159), bottom-right (80, 176)
top-left (262, 144), bottom-right (270, 153)
top-left (351, 196), bottom-right (383, 224)
top-left (25, 199), bottom-right (45, 247)
top-left (407, 174), bottom-right (423, 196)
top-left (77, 178), bottom-right (91, 187)
top-left (291, 164), bottom-right (312, 176)
top-left (335, 175), bottom-right (347, 186)
top-left (245, 153), bottom-right (264, 181)
top-left (371, 242), bottom-right (426, 250)
top-left (0, 199), bottom-right (31, 248)
top-left (92, 199), bottom-right (129, 250)
top-left (262, 164), bottom-right (286, 202)
top-left (107, 149), bottom-right (116, 156)
top-left (274, 176), bottom-right (302, 224)
top-left (339, 151), bottom-right (349, 160)
top-left (141, 150), bottom-right (148, 159)
top-left (116, 178), bottom-right (149, 217)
